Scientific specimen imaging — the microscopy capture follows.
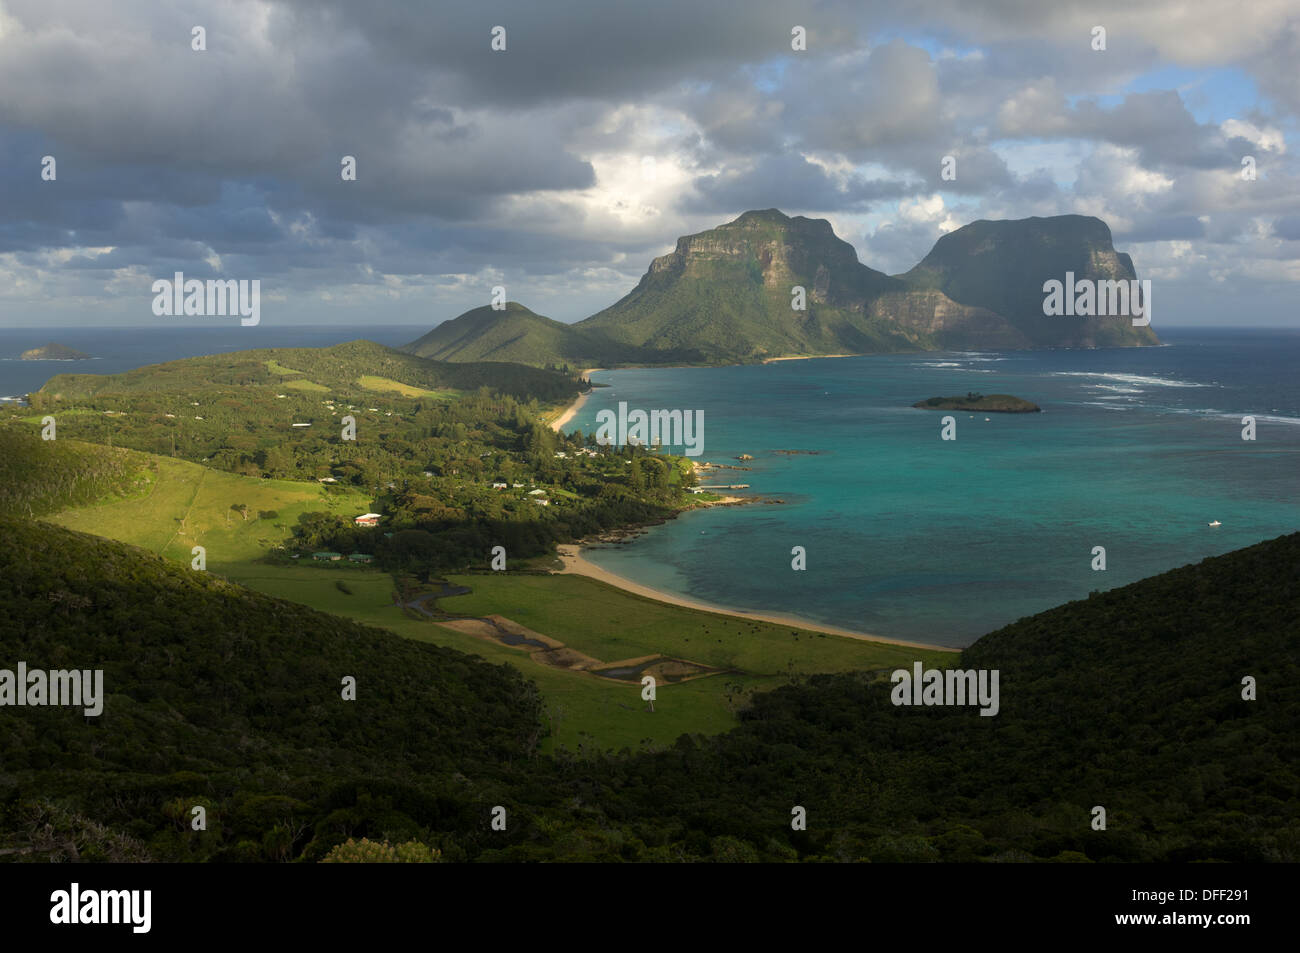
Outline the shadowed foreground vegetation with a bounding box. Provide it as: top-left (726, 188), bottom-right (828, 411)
top-left (2, 519), bottom-right (1295, 862)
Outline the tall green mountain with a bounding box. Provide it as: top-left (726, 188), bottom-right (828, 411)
top-left (404, 210), bottom-right (1160, 366)
top-left (578, 209), bottom-right (925, 362)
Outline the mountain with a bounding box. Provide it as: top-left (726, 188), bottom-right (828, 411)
top-left (403, 210), bottom-right (1160, 365)
top-left (579, 209), bottom-right (925, 362)
top-left (899, 215), bottom-right (1159, 347)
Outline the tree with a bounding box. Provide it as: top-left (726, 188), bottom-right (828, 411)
top-left (320, 838), bottom-right (442, 863)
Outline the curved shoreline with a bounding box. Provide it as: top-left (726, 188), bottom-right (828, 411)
top-left (549, 368), bottom-right (601, 432)
top-left (554, 543), bottom-right (954, 652)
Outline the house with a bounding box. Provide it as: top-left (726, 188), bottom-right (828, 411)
top-left (528, 488), bottom-right (547, 496)
top-left (532, 498), bottom-right (551, 506)
top-left (492, 482), bottom-right (508, 489)
top-left (312, 552), bottom-right (342, 561)
top-left (318, 477), bottom-right (338, 484)
top-left (353, 513), bottom-right (382, 527)
top-left (348, 553), bottom-right (375, 563)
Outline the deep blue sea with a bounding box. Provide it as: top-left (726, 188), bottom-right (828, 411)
top-left (566, 329), bottom-right (1300, 647)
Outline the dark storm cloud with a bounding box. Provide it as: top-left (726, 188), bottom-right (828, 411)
top-left (688, 154), bottom-right (918, 214)
top-left (274, 0), bottom-right (860, 108)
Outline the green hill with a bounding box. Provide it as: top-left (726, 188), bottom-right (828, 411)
top-left (402, 302), bottom-right (621, 368)
top-left (0, 518), bottom-right (543, 862)
top-left (0, 427), bottom-right (147, 518)
top-left (402, 210), bottom-right (1160, 367)
top-left (35, 339), bottom-right (577, 404)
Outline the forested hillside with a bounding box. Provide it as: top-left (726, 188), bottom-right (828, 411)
top-left (0, 520), bottom-right (543, 862)
top-left (0, 428), bottom-right (147, 518)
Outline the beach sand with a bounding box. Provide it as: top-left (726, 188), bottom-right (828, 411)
top-left (762, 353), bottom-right (857, 364)
top-left (554, 543), bottom-right (951, 651)
top-left (550, 368), bottom-right (601, 432)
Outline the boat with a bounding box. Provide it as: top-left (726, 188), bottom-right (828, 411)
top-left (1208, 520), bottom-right (1221, 527)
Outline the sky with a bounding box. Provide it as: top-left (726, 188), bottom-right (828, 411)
top-left (1, 0), bottom-right (1298, 329)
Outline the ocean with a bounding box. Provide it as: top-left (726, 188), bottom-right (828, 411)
top-left (566, 328), bottom-right (1300, 647)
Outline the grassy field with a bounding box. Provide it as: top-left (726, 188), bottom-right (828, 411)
top-left (439, 572), bottom-right (950, 677)
top-left (263, 359), bottom-right (303, 376)
top-left (216, 561), bottom-right (955, 753)
top-left (47, 455), bottom-right (372, 563)
top-left (356, 375), bottom-right (457, 399)
top-left (283, 378), bottom-right (330, 393)
top-left (216, 560), bottom-right (766, 753)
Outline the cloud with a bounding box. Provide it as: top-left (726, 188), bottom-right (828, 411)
top-left (0, 0), bottom-right (1298, 326)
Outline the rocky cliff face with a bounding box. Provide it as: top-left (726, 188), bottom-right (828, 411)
top-left (900, 215), bottom-right (1159, 347)
top-left (580, 209), bottom-right (921, 360)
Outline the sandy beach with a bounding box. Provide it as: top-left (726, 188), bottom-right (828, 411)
top-left (762, 353), bottom-right (858, 364)
top-left (554, 543), bottom-right (951, 651)
top-left (549, 368), bottom-right (601, 432)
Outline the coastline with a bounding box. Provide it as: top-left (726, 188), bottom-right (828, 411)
top-left (545, 359), bottom-right (947, 651)
top-left (554, 543), bottom-right (952, 652)
top-left (549, 368), bottom-right (601, 432)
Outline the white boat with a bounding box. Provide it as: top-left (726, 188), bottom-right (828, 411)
top-left (1208, 520), bottom-right (1221, 527)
